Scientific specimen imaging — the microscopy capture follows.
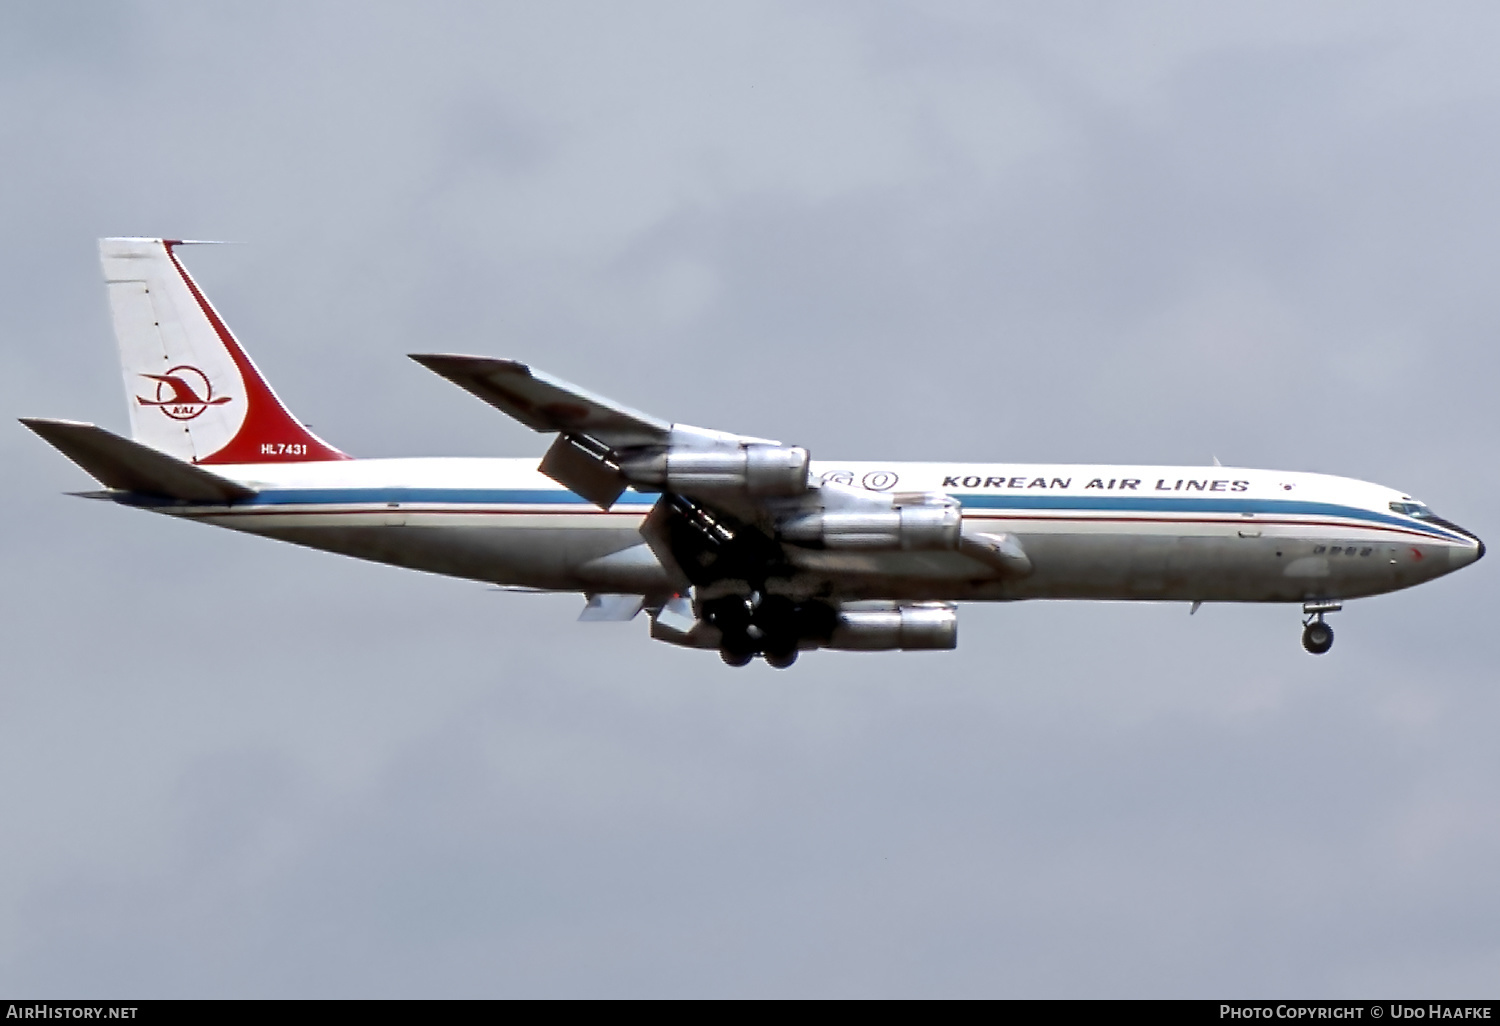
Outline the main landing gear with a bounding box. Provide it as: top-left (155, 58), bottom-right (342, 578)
top-left (1301, 600), bottom-right (1341, 655)
top-left (712, 592), bottom-right (800, 669)
top-left (705, 592), bottom-right (834, 670)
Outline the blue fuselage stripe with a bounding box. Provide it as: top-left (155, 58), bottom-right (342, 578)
top-left (241, 487), bottom-right (649, 507)
top-left (215, 487), bottom-right (1466, 542)
top-left (954, 493), bottom-right (1461, 539)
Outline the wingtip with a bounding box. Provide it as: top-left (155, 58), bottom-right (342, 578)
top-left (19, 416), bottom-right (95, 432)
top-left (407, 353), bottom-right (465, 375)
top-left (408, 354), bottom-right (532, 376)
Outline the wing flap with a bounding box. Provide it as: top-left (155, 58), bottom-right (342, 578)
top-left (409, 354), bottom-right (670, 448)
top-left (578, 594), bottom-right (646, 622)
top-left (20, 418), bottom-right (256, 503)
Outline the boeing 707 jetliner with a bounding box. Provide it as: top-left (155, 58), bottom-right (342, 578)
top-left (22, 239), bottom-right (1484, 667)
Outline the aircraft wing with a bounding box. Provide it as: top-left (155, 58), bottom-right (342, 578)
top-left (407, 354), bottom-right (1027, 586)
top-left (409, 354), bottom-right (671, 449)
top-left (410, 353), bottom-right (785, 510)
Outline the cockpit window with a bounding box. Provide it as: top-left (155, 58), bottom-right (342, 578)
top-left (1390, 500), bottom-right (1436, 519)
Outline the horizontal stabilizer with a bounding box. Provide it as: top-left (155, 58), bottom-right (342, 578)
top-left (20, 418), bottom-right (256, 503)
top-left (409, 354), bottom-right (670, 449)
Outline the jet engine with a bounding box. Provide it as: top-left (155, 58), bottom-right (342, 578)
top-left (778, 506), bottom-right (961, 550)
top-left (648, 597), bottom-right (957, 654)
top-left (825, 601), bottom-right (958, 651)
top-left (619, 444), bottom-right (810, 498)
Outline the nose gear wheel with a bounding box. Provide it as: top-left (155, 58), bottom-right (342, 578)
top-left (1301, 621), bottom-right (1334, 655)
top-left (1300, 600), bottom-right (1341, 655)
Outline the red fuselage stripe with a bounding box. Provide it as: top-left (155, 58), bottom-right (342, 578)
top-left (176, 506), bottom-right (1457, 543)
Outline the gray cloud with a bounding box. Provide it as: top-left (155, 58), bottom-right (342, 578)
top-left (1, 0), bottom-right (1496, 997)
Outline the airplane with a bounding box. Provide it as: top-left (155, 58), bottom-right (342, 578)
top-left (21, 238), bottom-right (1485, 668)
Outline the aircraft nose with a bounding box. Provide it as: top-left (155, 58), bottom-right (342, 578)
top-left (1448, 532), bottom-right (1483, 568)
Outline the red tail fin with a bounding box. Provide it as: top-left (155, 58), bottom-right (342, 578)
top-left (101, 237), bottom-right (349, 465)
top-left (162, 243), bottom-right (348, 464)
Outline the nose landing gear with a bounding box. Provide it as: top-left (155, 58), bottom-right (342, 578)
top-left (1302, 621), bottom-right (1334, 655)
top-left (1301, 600), bottom-right (1341, 655)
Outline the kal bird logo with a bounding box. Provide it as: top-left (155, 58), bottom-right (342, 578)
top-left (136, 365), bottom-right (232, 421)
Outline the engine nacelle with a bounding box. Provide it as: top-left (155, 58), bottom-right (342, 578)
top-left (780, 506), bottom-right (961, 551)
top-left (621, 444), bottom-right (810, 498)
top-left (825, 602), bottom-right (957, 651)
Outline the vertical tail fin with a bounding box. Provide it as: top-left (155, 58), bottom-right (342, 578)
top-left (99, 238), bottom-right (349, 464)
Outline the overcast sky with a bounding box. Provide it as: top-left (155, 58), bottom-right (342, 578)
top-left (2, 1), bottom-right (1497, 997)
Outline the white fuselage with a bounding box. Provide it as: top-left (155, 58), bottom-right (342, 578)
top-left (127, 457), bottom-right (1482, 605)
top-left (53, 238), bottom-right (1480, 662)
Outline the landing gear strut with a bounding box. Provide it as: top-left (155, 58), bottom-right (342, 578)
top-left (1301, 600), bottom-right (1341, 655)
